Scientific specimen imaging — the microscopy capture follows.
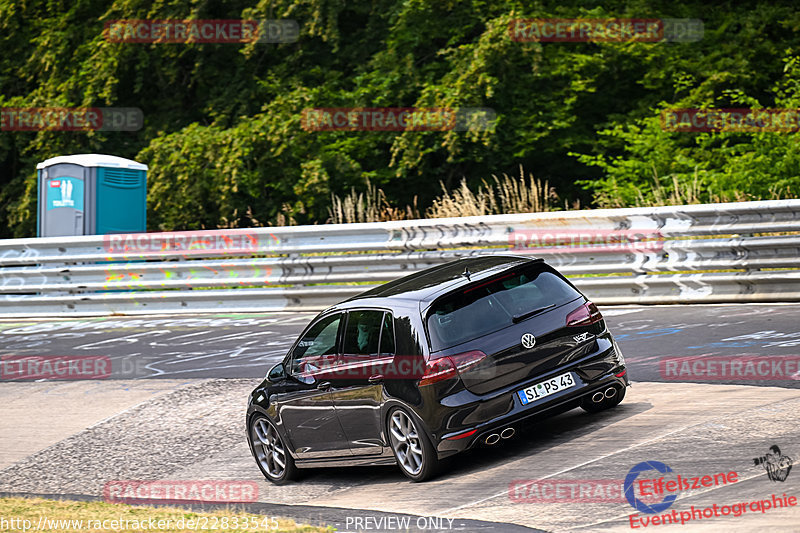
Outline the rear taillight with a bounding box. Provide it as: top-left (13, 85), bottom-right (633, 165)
top-left (450, 350), bottom-right (487, 372)
top-left (419, 358), bottom-right (457, 386)
top-left (566, 302), bottom-right (603, 327)
top-left (419, 350), bottom-right (488, 386)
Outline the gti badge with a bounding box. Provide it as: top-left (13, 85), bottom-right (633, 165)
top-left (521, 333), bottom-right (536, 349)
top-left (573, 332), bottom-right (591, 343)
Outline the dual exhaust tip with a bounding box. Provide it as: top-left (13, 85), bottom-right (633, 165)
top-left (592, 386), bottom-right (618, 404)
top-left (485, 427), bottom-right (515, 445)
top-left (482, 387), bottom-right (618, 445)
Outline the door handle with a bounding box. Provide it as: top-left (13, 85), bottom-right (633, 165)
top-left (368, 375), bottom-right (384, 384)
top-left (316, 381), bottom-right (331, 390)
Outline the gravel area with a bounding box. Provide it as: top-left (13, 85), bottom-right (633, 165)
top-left (0, 378), bottom-right (260, 495)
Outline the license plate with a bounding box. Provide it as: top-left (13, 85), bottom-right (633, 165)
top-left (517, 372), bottom-right (576, 406)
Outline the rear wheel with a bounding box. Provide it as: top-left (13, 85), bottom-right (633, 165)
top-left (580, 384), bottom-right (626, 413)
top-left (387, 408), bottom-right (439, 482)
top-left (250, 415), bottom-right (298, 484)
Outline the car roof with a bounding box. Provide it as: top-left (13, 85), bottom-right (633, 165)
top-left (337, 255), bottom-right (541, 309)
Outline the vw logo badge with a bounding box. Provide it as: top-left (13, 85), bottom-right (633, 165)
top-left (521, 333), bottom-right (536, 349)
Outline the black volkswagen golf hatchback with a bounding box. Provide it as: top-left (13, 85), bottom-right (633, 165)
top-left (246, 255), bottom-right (629, 483)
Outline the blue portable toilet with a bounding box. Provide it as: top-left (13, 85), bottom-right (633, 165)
top-left (36, 154), bottom-right (147, 237)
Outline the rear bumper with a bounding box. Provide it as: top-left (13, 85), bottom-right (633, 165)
top-left (470, 372), bottom-right (625, 451)
top-left (433, 340), bottom-right (628, 457)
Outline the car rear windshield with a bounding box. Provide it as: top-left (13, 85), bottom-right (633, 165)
top-left (426, 264), bottom-right (582, 352)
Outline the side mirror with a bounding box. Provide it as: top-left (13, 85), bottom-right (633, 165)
top-left (267, 362), bottom-right (286, 382)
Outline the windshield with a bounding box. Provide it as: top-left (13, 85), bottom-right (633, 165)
top-left (426, 264), bottom-right (581, 352)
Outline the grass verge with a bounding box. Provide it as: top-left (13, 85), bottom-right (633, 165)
top-left (0, 497), bottom-right (331, 532)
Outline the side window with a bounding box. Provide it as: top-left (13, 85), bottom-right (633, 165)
top-left (289, 313), bottom-right (341, 374)
top-left (342, 310), bottom-right (384, 356)
top-left (380, 312), bottom-right (395, 355)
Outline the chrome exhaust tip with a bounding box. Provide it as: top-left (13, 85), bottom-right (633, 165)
top-left (500, 427), bottom-right (515, 439)
top-left (485, 433), bottom-right (500, 445)
top-left (604, 387), bottom-right (617, 399)
top-left (591, 392), bottom-right (605, 403)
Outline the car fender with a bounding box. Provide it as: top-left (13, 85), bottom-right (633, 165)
top-left (246, 404), bottom-right (304, 461)
top-left (380, 397), bottom-right (437, 450)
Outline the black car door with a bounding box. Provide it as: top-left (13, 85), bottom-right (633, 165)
top-left (271, 312), bottom-right (351, 459)
top-left (328, 309), bottom-right (395, 456)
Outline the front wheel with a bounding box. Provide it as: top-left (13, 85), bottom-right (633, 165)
top-left (387, 408), bottom-right (439, 482)
top-left (250, 415), bottom-right (298, 484)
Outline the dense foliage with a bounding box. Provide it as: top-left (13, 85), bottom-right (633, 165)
top-left (1, 1), bottom-right (799, 237)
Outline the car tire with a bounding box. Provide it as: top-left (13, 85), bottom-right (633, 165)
top-left (387, 407), bottom-right (439, 482)
top-left (250, 414), bottom-right (299, 485)
top-left (580, 384), bottom-right (626, 413)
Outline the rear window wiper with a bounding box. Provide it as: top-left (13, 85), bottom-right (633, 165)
top-left (512, 303), bottom-right (556, 323)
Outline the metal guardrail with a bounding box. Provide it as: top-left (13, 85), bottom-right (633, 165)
top-left (2, 199), bottom-right (800, 316)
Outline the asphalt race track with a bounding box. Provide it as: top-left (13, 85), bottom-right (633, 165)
top-left (1, 303), bottom-right (799, 532)
top-left (1, 303), bottom-right (798, 386)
